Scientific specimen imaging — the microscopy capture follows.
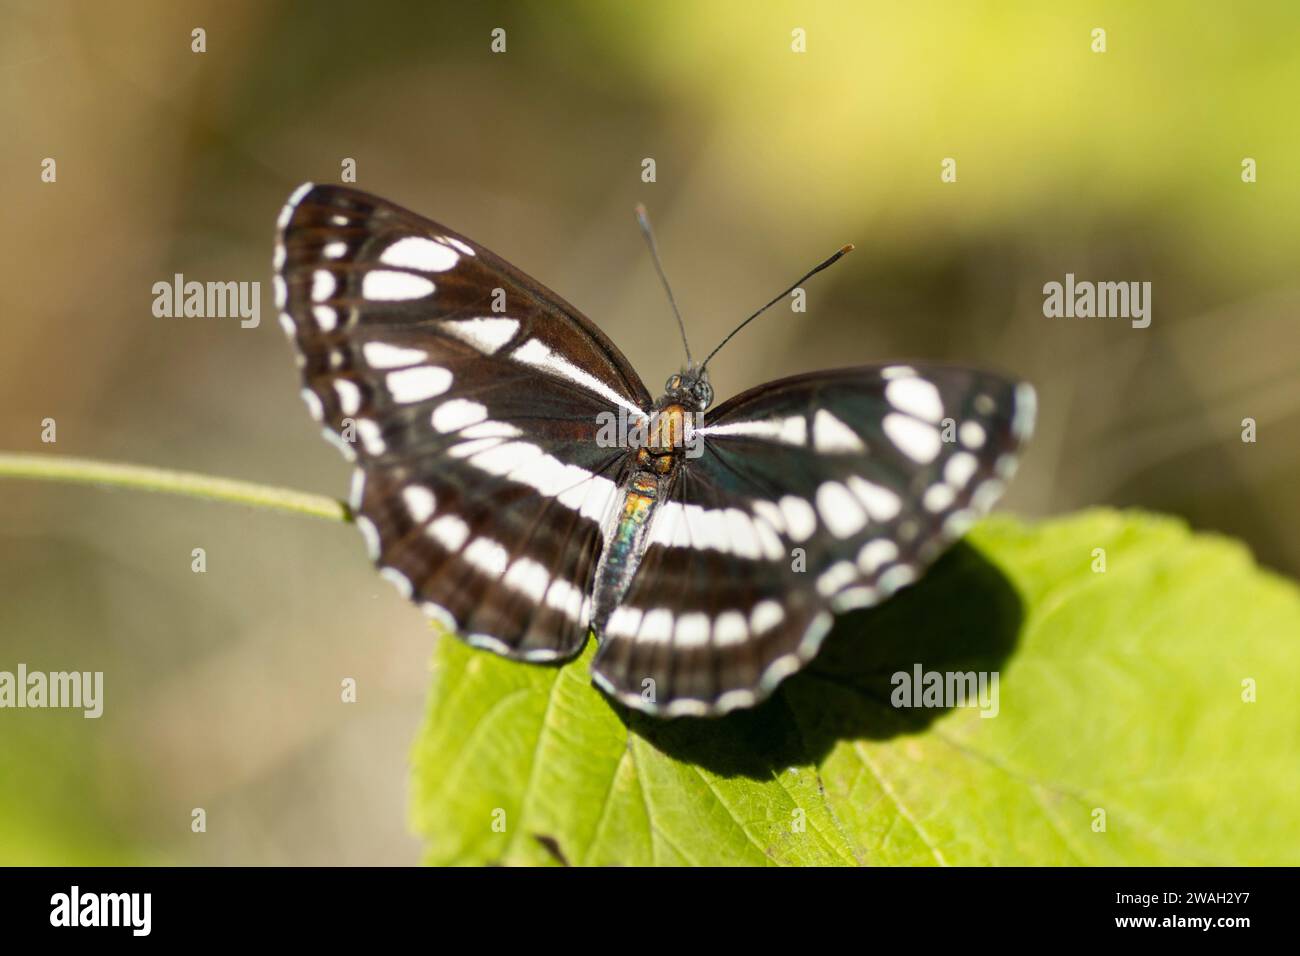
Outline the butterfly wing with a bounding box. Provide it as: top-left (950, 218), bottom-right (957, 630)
top-left (275, 184), bottom-right (651, 661)
top-left (591, 364), bottom-right (1035, 715)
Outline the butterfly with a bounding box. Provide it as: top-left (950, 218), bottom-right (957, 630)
top-left (273, 184), bottom-right (1035, 717)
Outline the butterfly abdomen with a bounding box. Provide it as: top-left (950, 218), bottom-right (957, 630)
top-left (591, 472), bottom-right (662, 633)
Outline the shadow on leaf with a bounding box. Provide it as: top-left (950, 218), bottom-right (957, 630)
top-left (617, 540), bottom-right (1024, 779)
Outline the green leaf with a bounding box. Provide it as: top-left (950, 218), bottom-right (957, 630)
top-left (410, 510), bottom-right (1300, 865)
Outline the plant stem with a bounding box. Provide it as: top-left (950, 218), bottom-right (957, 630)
top-left (0, 452), bottom-right (351, 523)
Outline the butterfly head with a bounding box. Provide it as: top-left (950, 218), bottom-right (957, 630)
top-left (662, 366), bottom-right (713, 412)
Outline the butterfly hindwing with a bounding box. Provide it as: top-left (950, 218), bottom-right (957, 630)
top-left (591, 364), bottom-right (1035, 715)
top-left (275, 184), bottom-right (650, 660)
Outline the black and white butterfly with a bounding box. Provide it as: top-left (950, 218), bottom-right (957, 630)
top-left (273, 184), bottom-right (1035, 717)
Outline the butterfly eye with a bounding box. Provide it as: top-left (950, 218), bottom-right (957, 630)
top-left (665, 374), bottom-right (682, 392)
top-left (692, 380), bottom-right (713, 410)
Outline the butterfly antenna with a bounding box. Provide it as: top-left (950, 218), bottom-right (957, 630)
top-left (635, 203), bottom-right (693, 365)
top-left (699, 243), bottom-right (855, 371)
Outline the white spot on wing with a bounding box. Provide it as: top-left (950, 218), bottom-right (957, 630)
top-left (356, 516), bottom-right (380, 560)
top-left (459, 420), bottom-right (522, 440)
top-left (885, 377), bottom-right (943, 422)
top-left (847, 476), bottom-right (901, 521)
top-left (879, 565), bottom-right (917, 594)
top-left (779, 496), bottom-right (817, 542)
top-left (944, 508), bottom-right (977, 538)
top-left (923, 483), bottom-right (956, 512)
top-left (971, 477), bottom-right (1005, 513)
top-left (386, 366), bottom-right (452, 403)
top-left (724, 509), bottom-right (761, 559)
top-left (701, 416), bottom-right (806, 446)
top-left (834, 586), bottom-right (878, 612)
top-left (857, 539), bottom-right (898, 574)
top-left (380, 236), bottom-right (459, 272)
top-left (427, 514), bottom-right (469, 551)
top-left (816, 481), bottom-right (867, 537)
top-left (545, 578), bottom-right (586, 623)
top-left (504, 557), bottom-right (549, 602)
top-left (1013, 382), bottom-right (1037, 440)
top-left (448, 437), bottom-right (506, 459)
top-left (312, 305), bottom-right (338, 331)
top-left (713, 610), bottom-right (748, 646)
top-left (362, 270), bottom-right (435, 301)
top-left (356, 419), bottom-right (385, 454)
top-left (752, 500), bottom-right (785, 533)
top-left (817, 561), bottom-right (858, 597)
top-left (464, 537), bottom-right (509, 577)
top-left (638, 608), bottom-right (674, 644)
top-left (813, 409), bottom-right (865, 453)
top-left (380, 567), bottom-right (413, 599)
top-left (363, 342), bottom-right (427, 368)
top-left (570, 471), bottom-right (618, 524)
top-left (422, 602), bottom-right (456, 632)
top-left (279, 183), bottom-right (313, 230)
top-left (512, 338), bottom-right (646, 421)
top-left (714, 689), bottom-right (756, 713)
top-left (750, 600), bottom-right (784, 634)
top-left (647, 501), bottom-right (685, 548)
top-left (692, 506), bottom-right (730, 551)
top-left (456, 434), bottom-right (617, 525)
top-left (467, 440), bottom-right (544, 478)
top-left (299, 388), bottom-right (323, 421)
top-left (322, 427), bottom-right (357, 461)
top-left (606, 606), bottom-right (643, 638)
top-left (959, 421), bottom-right (986, 449)
top-left (335, 379), bottom-right (362, 415)
top-left (311, 270), bottom-right (335, 302)
top-left (881, 365), bottom-right (916, 380)
top-left (945, 451), bottom-right (979, 488)
top-left (883, 413), bottom-right (941, 463)
top-left (401, 486), bottom-right (436, 524)
top-left (752, 514), bottom-right (785, 560)
top-left (674, 613), bottom-right (711, 648)
top-left (442, 317), bottom-right (519, 353)
top-left (432, 399), bottom-right (488, 433)
top-left (349, 469), bottom-right (366, 511)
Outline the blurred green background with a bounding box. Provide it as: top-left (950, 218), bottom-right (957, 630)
top-left (2, 0), bottom-right (1297, 864)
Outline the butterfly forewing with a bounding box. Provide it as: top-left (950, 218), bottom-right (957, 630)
top-left (591, 364), bottom-right (1035, 715)
top-left (275, 184), bottom-right (650, 660)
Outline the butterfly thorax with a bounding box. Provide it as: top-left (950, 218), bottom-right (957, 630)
top-left (635, 402), bottom-right (692, 476)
